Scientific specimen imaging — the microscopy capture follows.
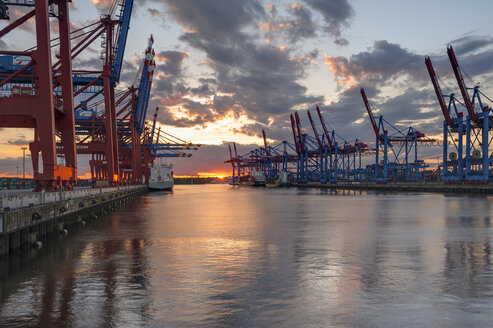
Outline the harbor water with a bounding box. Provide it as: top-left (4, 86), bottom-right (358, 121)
top-left (1, 185), bottom-right (493, 327)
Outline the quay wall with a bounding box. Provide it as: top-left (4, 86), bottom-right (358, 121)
top-left (0, 185), bottom-right (147, 257)
top-left (292, 182), bottom-right (493, 194)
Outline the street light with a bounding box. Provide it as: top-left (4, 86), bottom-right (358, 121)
top-left (21, 147), bottom-right (27, 179)
top-left (437, 156), bottom-right (441, 183)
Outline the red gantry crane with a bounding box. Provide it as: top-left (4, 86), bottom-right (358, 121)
top-left (0, 0), bottom-right (77, 191)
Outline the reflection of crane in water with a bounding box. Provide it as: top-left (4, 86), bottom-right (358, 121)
top-left (0, 202), bottom-right (152, 326)
top-left (443, 198), bottom-right (493, 298)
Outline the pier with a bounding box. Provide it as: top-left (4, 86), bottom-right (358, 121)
top-left (0, 185), bottom-right (147, 257)
top-left (292, 182), bottom-right (493, 194)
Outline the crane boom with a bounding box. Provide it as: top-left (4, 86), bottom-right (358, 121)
top-left (262, 129), bottom-right (270, 156)
top-left (294, 112), bottom-right (305, 153)
top-left (425, 56), bottom-right (454, 127)
top-left (361, 88), bottom-right (382, 141)
top-left (150, 106), bottom-right (159, 143)
top-left (315, 106), bottom-right (333, 149)
top-left (136, 35), bottom-right (155, 132)
top-left (290, 113), bottom-right (300, 153)
top-left (307, 110), bottom-right (323, 151)
top-left (447, 45), bottom-right (477, 121)
top-left (112, 0), bottom-right (134, 83)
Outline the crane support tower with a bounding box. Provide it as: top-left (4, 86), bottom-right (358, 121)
top-left (425, 55), bottom-right (465, 182)
top-left (361, 88), bottom-right (435, 183)
top-left (426, 46), bottom-right (493, 182)
top-left (0, 0), bottom-right (77, 191)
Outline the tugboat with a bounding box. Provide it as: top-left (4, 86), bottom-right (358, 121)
top-left (148, 163), bottom-right (174, 191)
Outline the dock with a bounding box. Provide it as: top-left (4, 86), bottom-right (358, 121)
top-left (0, 185), bottom-right (147, 257)
top-left (292, 182), bottom-right (493, 194)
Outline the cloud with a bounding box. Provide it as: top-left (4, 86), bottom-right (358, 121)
top-left (156, 50), bottom-right (189, 77)
top-left (168, 142), bottom-right (265, 176)
top-left (164, 0), bottom-right (265, 39)
top-left (324, 40), bottom-right (424, 86)
top-left (163, 0), bottom-right (321, 123)
top-left (88, 0), bottom-right (114, 12)
top-left (448, 35), bottom-right (493, 56)
top-left (147, 8), bottom-right (160, 18)
top-left (303, 0), bottom-right (353, 43)
top-left (315, 35), bottom-right (493, 152)
top-left (260, 3), bottom-right (317, 43)
top-left (6, 138), bottom-right (29, 146)
top-left (0, 157), bottom-right (31, 177)
top-left (302, 85), bottom-right (440, 149)
top-left (138, 0), bottom-right (323, 133)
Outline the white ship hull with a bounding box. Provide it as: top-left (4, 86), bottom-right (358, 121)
top-left (148, 179), bottom-right (174, 191)
top-left (149, 163), bottom-right (174, 191)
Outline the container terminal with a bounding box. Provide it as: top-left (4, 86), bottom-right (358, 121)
top-left (225, 46), bottom-right (493, 193)
top-left (0, 1), bottom-right (492, 257)
top-left (0, 0), bottom-right (200, 255)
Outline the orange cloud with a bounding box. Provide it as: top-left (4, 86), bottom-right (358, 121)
top-left (290, 55), bottom-right (318, 67)
top-left (259, 21), bottom-right (291, 32)
top-left (155, 52), bottom-right (190, 63)
top-left (323, 53), bottom-right (359, 86)
top-left (90, 0), bottom-right (113, 4)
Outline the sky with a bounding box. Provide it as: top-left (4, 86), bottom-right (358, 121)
top-left (2, 0), bottom-right (493, 177)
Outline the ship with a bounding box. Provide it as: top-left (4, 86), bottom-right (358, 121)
top-left (148, 162), bottom-right (174, 191)
top-left (238, 169), bottom-right (266, 187)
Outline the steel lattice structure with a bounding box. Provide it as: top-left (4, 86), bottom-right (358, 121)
top-left (0, 0), bottom-right (199, 190)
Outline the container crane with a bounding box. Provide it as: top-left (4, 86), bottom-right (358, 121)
top-left (361, 88), bottom-right (434, 182)
top-left (445, 46), bottom-right (492, 181)
top-left (307, 110), bottom-right (324, 152)
top-left (312, 107), bottom-right (370, 183)
top-left (224, 139), bottom-right (297, 184)
top-left (135, 35), bottom-right (155, 133)
top-left (294, 112), bottom-right (307, 181)
top-left (316, 106), bottom-right (333, 150)
top-left (112, 0), bottom-right (134, 84)
top-left (447, 45), bottom-right (478, 122)
top-left (262, 130), bottom-right (270, 157)
top-left (0, 0), bottom-right (77, 191)
top-left (425, 57), bottom-right (455, 128)
top-left (292, 111), bottom-right (326, 182)
top-left (262, 129), bottom-right (273, 178)
top-left (361, 88), bottom-right (383, 143)
top-left (307, 110), bottom-right (326, 182)
top-left (425, 55), bottom-right (464, 182)
top-left (290, 114), bottom-right (300, 154)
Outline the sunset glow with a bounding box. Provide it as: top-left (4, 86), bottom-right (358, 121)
top-left (0, 0), bottom-right (492, 179)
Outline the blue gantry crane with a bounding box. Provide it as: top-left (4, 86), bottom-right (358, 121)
top-left (361, 88), bottom-right (435, 182)
top-left (291, 107), bottom-right (370, 183)
top-left (426, 46), bottom-right (493, 182)
top-left (425, 54), bottom-right (465, 182)
top-left (135, 35), bottom-right (155, 133)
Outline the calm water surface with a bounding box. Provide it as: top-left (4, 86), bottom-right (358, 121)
top-left (1, 185), bottom-right (493, 327)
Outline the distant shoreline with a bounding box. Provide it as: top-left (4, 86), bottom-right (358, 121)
top-left (175, 177), bottom-right (221, 185)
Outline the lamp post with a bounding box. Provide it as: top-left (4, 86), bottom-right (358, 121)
top-left (437, 156), bottom-right (441, 183)
top-left (21, 147), bottom-right (27, 179)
